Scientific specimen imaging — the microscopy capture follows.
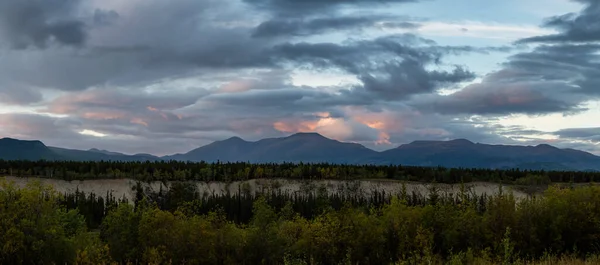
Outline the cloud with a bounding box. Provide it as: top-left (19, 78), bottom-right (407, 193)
top-left (273, 34), bottom-right (478, 100)
top-left (518, 0), bottom-right (600, 43)
top-left (0, 82), bottom-right (43, 105)
top-left (1, 0), bottom-right (598, 156)
top-left (507, 126), bottom-right (600, 154)
top-left (0, 0), bottom-right (276, 92)
top-left (273, 113), bottom-right (381, 142)
top-left (0, 0), bottom-right (87, 49)
top-left (379, 21), bottom-right (422, 30)
top-left (252, 15), bottom-right (400, 38)
top-left (411, 19), bottom-right (600, 117)
top-left (417, 21), bottom-right (555, 40)
top-left (0, 0), bottom-right (498, 100)
top-left (216, 69), bottom-right (292, 93)
top-left (554, 127), bottom-right (600, 139)
top-left (411, 70), bottom-right (587, 115)
top-left (358, 61), bottom-right (475, 100)
top-left (243, 0), bottom-right (419, 16)
top-left (0, 113), bottom-right (212, 156)
top-left (45, 85), bottom-right (205, 115)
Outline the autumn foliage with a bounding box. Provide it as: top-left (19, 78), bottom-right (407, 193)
top-left (2, 178), bottom-right (600, 264)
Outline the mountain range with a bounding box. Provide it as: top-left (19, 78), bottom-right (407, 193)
top-left (1, 133), bottom-right (599, 171)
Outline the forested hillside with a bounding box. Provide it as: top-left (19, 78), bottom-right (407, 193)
top-left (2, 135), bottom-right (600, 170)
top-left (2, 179), bottom-right (600, 264)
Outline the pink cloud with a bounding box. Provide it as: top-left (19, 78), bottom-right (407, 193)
top-left (218, 79), bottom-right (255, 93)
top-left (376, 131), bottom-right (391, 145)
top-left (273, 113), bottom-right (379, 143)
top-left (130, 118), bottom-right (148, 127)
top-left (82, 111), bottom-right (126, 120)
top-left (273, 120), bottom-right (318, 133)
top-left (346, 106), bottom-right (409, 134)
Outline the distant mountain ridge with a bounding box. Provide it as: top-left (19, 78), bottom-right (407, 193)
top-left (165, 132), bottom-right (377, 164)
top-left (1, 134), bottom-right (599, 171)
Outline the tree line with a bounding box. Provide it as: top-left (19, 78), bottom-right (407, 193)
top-left (0, 159), bottom-right (598, 183)
top-left (60, 181), bottom-right (491, 229)
top-left (3, 178), bottom-right (600, 264)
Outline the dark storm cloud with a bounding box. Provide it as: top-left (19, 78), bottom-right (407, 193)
top-left (358, 62), bottom-right (475, 100)
top-left (92, 9), bottom-right (119, 27)
top-left (412, 41), bottom-right (600, 115)
top-left (206, 86), bottom-right (367, 111)
top-left (0, 0), bottom-right (491, 98)
top-left (411, 75), bottom-right (587, 115)
top-left (271, 34), bottom-right (490, 72)
top-left (208, 88), bottom-right (314, 107)
top-left (0, 83), bottom-right (43, 105)
top-left (244, 0), bottom-right (424, 50)
top-left (505, 44), bottom-right (600, 96)
top-left (273, 34), bottom-right (477, 100)
top-left (554, 127), bottom-right (600, 139)
top-left (408, 0), bottom-right (600, 117)
top-left (0, 0), bottom-right (87, 49)
top-left (0, 0), bottom-right (276, 92)
top-left (35, 84), bottom-right (259, 149)
top-left (244, 0), bottom-right (419, 15)
top-left (196, 69), bottom-right (366, 115)
top-left (4, 0), bottom-right (598, 155)
top-left (0, 113), bottom-right (81, 139)
top-left (518, 0), bottom-right (600, 43)
top-left (45, 86), bottom-right (207, 115)
top-left (252, 15), bottom-right (401, 38)
top-left (37, 70), bottom-right (316, 141)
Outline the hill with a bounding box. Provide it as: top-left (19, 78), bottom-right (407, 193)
top-left (380, 139), bottom-right (600, 170)
top-left (49, 147), bottom-right (161, 162)
top-left (0, 138), bottom-right (58, 161)
top-left (1, 135), bottom-right (599, 171)
top-left (0, 138), bottom-right (159, 162)
top-left (166, 132), bottom-right (378, 164)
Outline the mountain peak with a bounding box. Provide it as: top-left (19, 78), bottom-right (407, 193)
top-left (404, 139), bottom-right (474, 147)
top-left (0, 138), bottom-right (55, 161)
top-left (536, 143), bottom-right (557, 148)
top-left (88, 148), bottom-right (125, 156)
top-left (288, 132), bottom-right (327, 139)
top-left (449, 139), bottom-right (474, 145)
top-left (221, 136), bottom-right (247, 143)
top-left (0, 137), bottom-right (46, 147)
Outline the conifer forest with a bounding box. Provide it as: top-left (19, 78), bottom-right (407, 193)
top-left (2, 160), bottom-right (600, 264)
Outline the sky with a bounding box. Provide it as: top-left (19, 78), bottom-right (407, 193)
top-left (0, 0), bottom-right (599, 156)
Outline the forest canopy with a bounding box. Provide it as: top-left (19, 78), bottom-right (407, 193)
top-left (2, 178), bottom-right (600, 264)
top-left (0, 159), bottom-right (598, 183)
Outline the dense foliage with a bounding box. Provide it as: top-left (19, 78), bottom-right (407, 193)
top-left (1, 159), bottom-right (598, 183)
top-left (3, 177), bottom-right (600, 264)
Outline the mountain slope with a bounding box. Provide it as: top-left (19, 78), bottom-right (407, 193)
top-left (50, 147), bottom-right (161, 162)
top-left (380, 140), bottom-right (600, 170)
top-left (165, 136), bottom-right (252, 162)
top-left (169, 135), bottom-right (600, 170)
top-left (167, 133), bottom-right (379, 164)
top-left (0, 138), bottom-right (159, 162)
top-left (0, 138), bottom-right (58, 160)
top-left (2, 135), bottom-right (599, 171)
